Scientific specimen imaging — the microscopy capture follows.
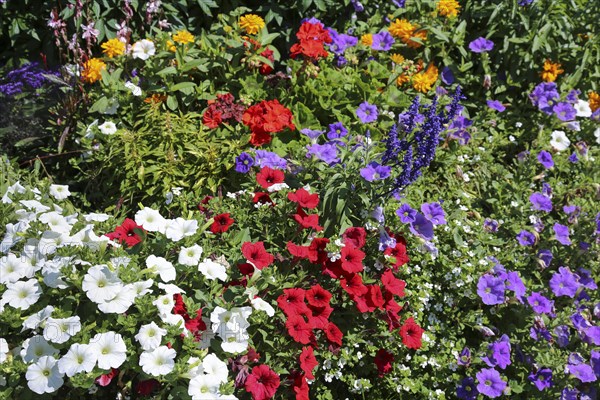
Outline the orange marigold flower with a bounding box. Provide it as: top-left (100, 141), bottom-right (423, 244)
top-left (389, 19), bottom-right (415, 40)
top-left (172, 30), bottom-right (195, 45)
top-left (360, 34), bottom-right (373, 46)
top-left (396, 73), bottom-right (410, 86)
top-left (588, 91), bottom-right (600, 112)
top-left (540, 60), bottom-right (564, 82)
top-left (390, 53), bottom-right (405, 64)
top-left (81, 58), bottom-right (106, 84)
top-left (166, 40), bottom-right (176, 52)
top-left (437, 0), bottom-right (461, 18)
top-left (412, 64), bottom-right (438, 93)
top-left (406, 30), bottom-right (427, 49)
top-left (101, 38), bottom-right (126, 58)
top-left (239, 14), bottom-right (265, 35)
top-left (144, 94), bottom-right (167, 104)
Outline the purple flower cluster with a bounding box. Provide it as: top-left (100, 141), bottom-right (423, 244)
top-left (395, 202), bottom-right (446, 241)
top-left (0, 62), bottom-right (58, 97)
top-left (477, 264), bottom-right (526, 305)
top-left (529, 82), bottom-right (560, 114)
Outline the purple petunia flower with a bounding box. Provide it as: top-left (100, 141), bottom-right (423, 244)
top-left (576, 268), bottom-right (598, 290)
top-left (356, 102), bottom-right (379, 124)
top-left (396, 203), bottom-right (417, 223)
top-left (537, 249), bottom-right (553, 268)
top-left (484, 218), bottom-right (499, 233)
top-left (441, 67), bottom-right (455, 85)
top-left (327, 29), bottom-right (358, 55)
top-left (528, 368), bottom-right (553, 391)
top-left (527, 292), bottom-right (554, 314)
top-left (553, 102), bottom-right (576, 121)
top-left (571, 313), bottom-right (592, 333)
top-left (506, 271), bottom-right (526, 302)
top-left (584, 327), bottom-right (600, 345)
top-left (529, 82), bottom-right (560, 114)
top-left (457, 347), bottom-right (471, 367)
top-left (561, 388), bottom-right (580, 400)
top-left (553, 223), bottom-right (572, 245)
top-left (306, 143), bottom-right (339, 165)
top-left (360, 162), bottom-right (392, 182)
top-left (568, 363), bottom-right (597, 383)
top-left (554, 325), bottom-right (570, 347)
top-left (482, 335), bottom-right (512, 370)
top-left (300, 128), bottom-right (324, 140)
top-left (517, 230), bottom-right (536, 246)
top-left (476, 368), bottom-right (507, 398)
top-left (487, 100), bottom-right (506, 112)
top-left (591, 350), bottom-right (600, 378)
top-left (469, 37), bottom-right (494, 53)
top-left (327, 122), bottom-right (348, 139)
top-left (378, 228), bottom-right (396, 251)
top-left (421, 202), bottom-right (446, 225)
top-left (234, 152), bottom-right (254, 173)
top-left (529, 192), bottom-right (552, 212)
top-left (457, 377), bottom-right (478, 400)
top-left (409, 212), bottom-right (434, 240)
top-left (254, 150), bottom-right (287, 170)
top-left (549, 267), bottom-right (580, 297)
top-left (537, 151), bottom-right (554, 169)
top-left (371, 31), bottom-right (395, 51)
top-left (477, 274), bottom-right (505, 305)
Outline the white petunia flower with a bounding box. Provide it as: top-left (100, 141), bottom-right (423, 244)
top-left (267, 182), bottom-right (289, 192)
top-left (43, 316), bottom-right (82, 344)
top-left (550, 130), bottom-right (571, 152)
top-left (2, 279), bottom-right (42, 310)
top-left (574, 100), bottom-right (592, 117)
top-left (198, 259), bottom-right (227, 281)
top-left (188, 374), bottom-right (221, 400)
top-left (82, 265), bottom-right (122, 303)
top-left (131, 39), bottom-right (156, 60)
top-left (146, 255), bottom-right (176, 282)
top-left (157, 282), bottom-right (184, 295)
top-left (595, 127), bottom-right (600, 145)
top-left (49, 184), bottom-right (71, 200)
top-left (26, 356), bottom-right (64, 394)
top-left (84, 212), bottom-right (111, 222)
top-left (153, 294), bottom-right (175, 315)
top-left (250, 297), bottom-right (275, 317)
top-left (22, 305), bottom-right (55, 332)
top-left (97, 284), bottom-right (137, 314)
top-left (178, 244), bottom-right (203, 266)
top-left (57, 343), bottom-right (96, 377)
top-left (124, 81), bottom-right (142, 96)
top-left (135, 322), bottom-right (167, 351)
top-left (98, 121), bottom-right (117, 135)
top-left (135, 207), bottom-right (167, 233)
top-left (21, 336), bottom-right (58, 363)
top-left (69, 225), bottom-right (110, 251)
top-left (90, 331), bottom-right (127, 370)
top-left (0, 338), bottom-right (8, 363)
top-left (39, 212), bottom-right (72, 234)
top-left (139, 346), bottom-right (176, 376)
top-left (131, 279), bottom-right (154, 297)
top-left (19, 199), bottom-right (51, 213)
top-left (165, 218), bottom-right (198, 242)
top-left (0, 253), bottom-right (35, 284)
top-left (201, 353), bottom-right (229, 384)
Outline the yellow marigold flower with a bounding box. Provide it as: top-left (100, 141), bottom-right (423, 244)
top-left (239, 14), bottom-right (265, 35)
top-left (82, 58), bottom-right (106, 84)
top-left (412, 64), bottom-right (438, 93)
top-left (101, 38), bottom-right (126, 58)
top-left (437, 0), bottom-right (461, 18)
top-left (390, 53), bottom-right (405, 64)
top-left (166, 40), bottom-right (176, 52)
top-left (172, 30), bottom-right (195, 45)
top-left (589, 91), bottom-right (600, 112)
top-left (389, 19), bottom-right (415, 40)
top-left (360, 34), bottom-right (373, 46)
top-left (396, 73), bottom-right (410, 86)
top-left (406, 30), bottom-right (427, 49)
top-left (540, 60), bottom-right (564, 82)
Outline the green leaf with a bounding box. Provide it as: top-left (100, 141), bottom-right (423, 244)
top-left (170, 82), bottom-right (197, 92)
top-left (88, 96), bottom-right (109, 113)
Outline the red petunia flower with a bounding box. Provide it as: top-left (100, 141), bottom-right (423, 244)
top-left (173, 293), bottom-right (190, 320)
top-left (253, 192), bottom-right (275, 207)
top-left (197, 195), bottom-right (213, 214)
top-left (277, 288), bottom-right (309, 316)
top-left (238, 262), bottom-right (255, 276)
top-left (324, 322), bottom-right (343, 346)
top-left (287, 188), bottom-right (319, 209)
top-left (342, 226), bottom-right (367, 249)
top-left (96, 368), bottom-right (119, 386)
top-left (287, 241), bottom-right (310, 259)
top-left (321, 259), bottom-right (345, 280)
top-left (351, 293), bottom-right (376, 313)
top-left (292, 206), bottom-right (323, 231)
top-left (256, 167), bottom-right (285, 189)
top-left (135, 379), bottom-right (160, 396)
top-left (340, 273), bottom-right (368, 297)
top-left (340, 245), bottom-right (365, 273)
top-left (210, 213), bottom-right (234, 234)
top-left (173, 294), bottom-right (206, 340)
top-left (286, 315), bottom-right (314, 344)
top-left (374, 349), bottom-right (394, 377)
top-left (105, 218), bottom-right (145, 247)
top-left (307, 237), bottom-right (330, 264)
top-left (305, 284), bottom-right (332, 308)
top-left (245, 364), bottom-right (280, 400)
top-left (299, 347), bottom-right (318, 380)
top-left (384, 236), bottom-right (409, 269)
top-left (400, 317), bottom-right (424, 350)
top-left (308, 304), bottom-right (333, 330)
top-left (242, 241), bottom-right (274, 270)
top-left (293, 374), bottom-right (310, 400)
top-left (381, 269), bottom-right (406, 297)
top-left (366, 285), bottom-right (385, 310)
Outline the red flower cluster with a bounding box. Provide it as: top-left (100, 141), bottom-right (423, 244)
top-left (290, 21), bottom-right (332, 60)
top-left (104, 218), bottom-right (145, 247)
top-left (202, 93), bottom-right (245, 129)
top-left (245, 364), bottom-right (280, 400)
top-left (289, 188), bottom-right (322, 231)
top-left (172, 294), bottom-right (206, 341)
top-left (210, 213), bottom-right (234, 234)
top-left (242, 99), bottom-right (295, 146)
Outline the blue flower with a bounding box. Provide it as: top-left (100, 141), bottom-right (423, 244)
top-left (234, 152), bottom-right (254, 173)
top-left (468, 37), bottom-right (494, 53)
top-left (327, 122), bottom-right (348, 139)
top-left (356, 102), bottom-right (378, 123)
top-left (360, 162), bottom-right (391, 182)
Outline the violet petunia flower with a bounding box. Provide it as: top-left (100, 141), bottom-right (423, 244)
top-left (487, 100), bottom-right (506, 112)
top-left (482, 335), bottom-right (511, 370)
top-left (356, 102), bottom-right (379, 124)
top-left (469, 37), bottom-right (494, 53)
top-left (306, 143), bottom-right (339, 165)
top-left (371, 31), bottom-right (395, 51)
top-left (554, 325), bottom-right (570, 347)
top-left (476, 368), bottom-right (507, 398)
top-left (255, 150), bottom-right (287, 170)
top-left (549, 267), bottom-right (580, 298)
top-left (300, 128), bottom-right (323, 140)
top-left (553, 223), bottom-right (572, 245)
top-left (327, 122), bottom-right (348, 139)
top-left (457, 347), bottom-right (471, 367)
top-left (527, 292), bottom-right (554, 314)
top-left (409, 212), bottom-right (434, 240)
top-left (234, 152), bottom-right (254, 173)
top-left (477, 274), bottom-right (505, 305)
top-left (529, 192), bottom-right (552, 212)
top-left (421, 202), bottom-right (446, 225)
top-left (537, 249), bottom-right (553, 268)
top-left (537, 150), bottom-right (554, 169)
top-left (396, 203), bottom-right (417, 223)
top-left (506, 271), bottom-right (526, 302)
top-left (553, 102), bottom-right (576, 121)
top-left (457, 377), bottom-right (478, 400)
top-left (517, 230), bottom-right (536, 246)
top-left (528, 368), bottom-right (553, 391)
top-left (484, 218), bottom-right (499, 233)
top-left (360, 162), bottom-right (391, 182)
top-left (568, 363), bottom-right (597, 383)
top-left (441, 67), bottom-right (455, 85)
